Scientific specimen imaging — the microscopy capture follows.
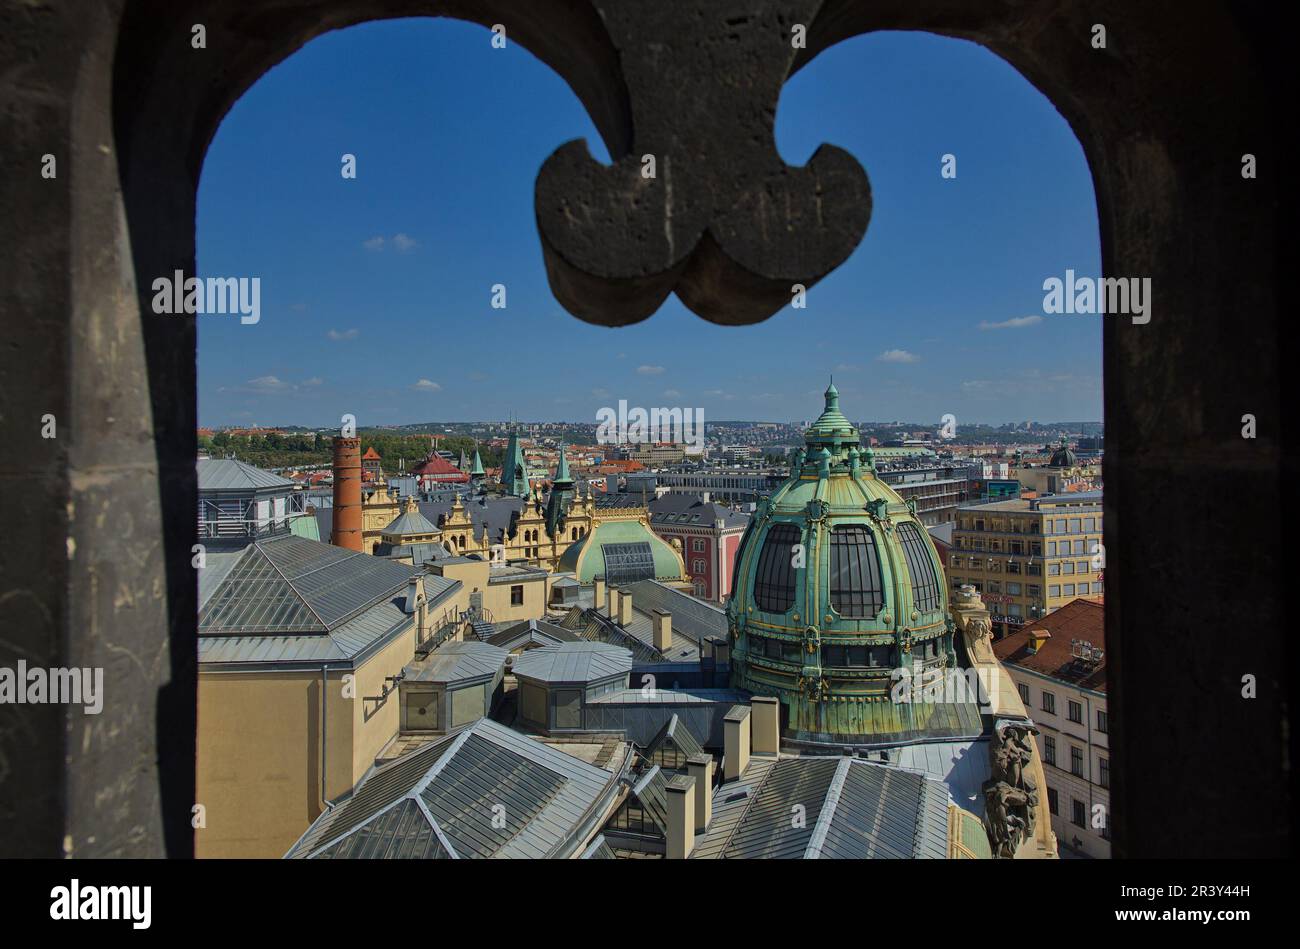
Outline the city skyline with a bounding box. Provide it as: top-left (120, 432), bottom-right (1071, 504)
top-left (197, 20), bottom-right (1102, 428)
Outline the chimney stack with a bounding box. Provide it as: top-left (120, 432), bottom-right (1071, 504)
top-left (403, 576), bottom-right (421, 615)
top-left (665, 773), bottom-right (696, 859)
top-left (686, 754), bottom-right (714, 832)
top-left (750, 696), bottom-right (780, 756)
top-left (617, 588), bottom-right (633, 626)
top-left (331, 436), bottom-right (363, 552)
top-left (605, 583), bottom-right (616, 616)
top-left (593, 575), bottom-right (605, 611)
top-left (723, 705), bottom-right (751, 781)
top-left (652, 609), bottom-right (673, 652)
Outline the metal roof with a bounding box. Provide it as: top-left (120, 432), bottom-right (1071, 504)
top-left (629, 765), bottom-right (671, 835)
top-left (198, 458), bottom-right (298, 492)
top-left (383, 508), bottom-right (441, 537)
top-left (511, 642), bottom-right (633, 685)
top-left (579, 834), bottom-right (617, 859)
top-left (487, 618), bottom-right (581, 650)
top-left (890, 739), bottom-right (991, 817)
top-left (199, 534), bottom-right (420, 634)
top-left (404, 641), bottom-right (508, 685)
top-left (692, 756), bottom-right (951, 859)
top-left (642, 713), bottom-right (707, 762)
top-left (625, 579), bottom-right (727, 643)
top-left (287, 718), bottom-right (620, 859)
top-left (198, 535), bottom-right (460, 666)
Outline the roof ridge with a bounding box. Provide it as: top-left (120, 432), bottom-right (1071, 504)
top-left (803, 757), bottom-right (852, 859)
top-left (251, 539), bottom-right (329, 631)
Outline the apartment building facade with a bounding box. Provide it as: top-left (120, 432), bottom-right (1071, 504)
top-left (993, 599), bottom-right (1109, 858)
top-left (946, 491), bottom-right (1104, 638)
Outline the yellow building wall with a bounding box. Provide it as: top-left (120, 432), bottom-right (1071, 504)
top-left (480, 578), bottom-right (549, 624)
top-left (348, 627), bottom-right (417, 784)
top-left (196, 669), bottom-right (353, 859)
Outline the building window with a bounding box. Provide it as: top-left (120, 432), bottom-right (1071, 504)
top-left (693, 559), bottom-right (705, 573)
top-left (1017, 683), bottom-right (1029, 704)
top-left (1042, 692), bottom-right (1056, 715)
top-left (753, 523), bottom-right (801, 613)
top-left (1063, 584), bottom-right (1075, 596)
top-left (1099, 756), bottom-right (1110, 789)
top-left (1070, 745), bottom-right (1084, 777)
top-left (1097, 709), bottom-right (1108, 733)
top-left (1044, 735), bottom-right (1056, 766)
top-left (692, 538), bottom-right (705, 552)
top-left (1068, 700), bottom-right (1082, 723)
top-left (1047, 787), bottom-right (1059, 815)
top-left (897, 522), bottom-right (941, 613)
top-left (510, 585), bottom-right (524, 606)
top-left (829, 525), bottom-right (885, 618)
top-left (1048, 585), bottom-right (1060, 597)
top-left (1071, 798), bottom-right (1087, 828)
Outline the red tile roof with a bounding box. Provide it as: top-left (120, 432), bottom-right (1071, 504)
top-left (993, 598), bottom-right (1107, 692)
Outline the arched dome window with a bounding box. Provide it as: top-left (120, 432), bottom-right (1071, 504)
top-left (753, 523), bottom-right (801, 613)
top-left (897, 522), bottom-right (941, 613)
top-left (829, 525), bottom-right (885, 618)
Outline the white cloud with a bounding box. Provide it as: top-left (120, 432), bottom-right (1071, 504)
top-left (877, 349), bottom-right (919, 364)
top-left (327, 328), bottom-right (359, 341)
top-left (591, 387), bottom-right (610, 399)
top-left (362, 236), bottom-right (385, 251)
top-left (979, 315), bottom-right (1044, 331)
top-left (412, 379), bottom-right (442, 392)
top-left (663, 389), bottom-right (681, 398)
top-left (301, 378), bottom-right (323, 387)
top-left (392, 233), bottom-right (418, 252)
top-left (636, 365), bottom-right (665, 375)
top-left (834, 363), bottom-right (861, 372)
top-left (245, 375), bottom-right (288, 391)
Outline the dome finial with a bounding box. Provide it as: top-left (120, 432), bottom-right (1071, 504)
top-left (824, 378), bottom-right (839, 411)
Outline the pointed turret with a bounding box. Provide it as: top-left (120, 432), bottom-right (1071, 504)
top-left (545, 445), bottom-right (576, 539)
top-left (503, 425), bottom-right (528, 497)
top-left (470, 445), bottom-right (485, 479)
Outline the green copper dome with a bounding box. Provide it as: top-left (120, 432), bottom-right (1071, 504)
top-left (726, 384), bottom-right (961, 745)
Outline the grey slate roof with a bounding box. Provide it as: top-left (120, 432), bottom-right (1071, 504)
top-left (198, 534), bottom-right (460, 666)
top-left (648, 492), bottom-right (749, 529)
top-left (404, 641), bottom-right (508, 685)
top-left (198, 457), bottom-right (298, 492)
top-left (511, 642), bottom-right (633, 685)
top-left (692, 756), bottom-right (951, 859)
top-left (286, 717), bottom-right (621, 859)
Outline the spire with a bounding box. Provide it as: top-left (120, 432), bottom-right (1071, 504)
top-left (503, 427), bottom-right (527, 497)
top-left (470, 445), bottom-right (484, 478)
top-left (554, 444), bottom-right (572, 484)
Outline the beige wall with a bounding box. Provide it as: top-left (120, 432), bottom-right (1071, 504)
top-left (196, 669), bottom-right (352, 858)
top-left (481, 578), bottom-right (548, 624)
top-left (348, 626), bottom-right (418, 784)
top-left (197, 622), bottom-right (418, 858)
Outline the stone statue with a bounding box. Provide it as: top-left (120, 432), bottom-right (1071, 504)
top-left (982, 721), bottom-right (1041, 857)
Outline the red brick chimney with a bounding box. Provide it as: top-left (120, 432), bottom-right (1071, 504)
top-left (331, 437), bottom-right (363, 552)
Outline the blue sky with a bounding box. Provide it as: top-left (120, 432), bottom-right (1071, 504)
top-left (197, 19), bottom-right (1101, 428)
